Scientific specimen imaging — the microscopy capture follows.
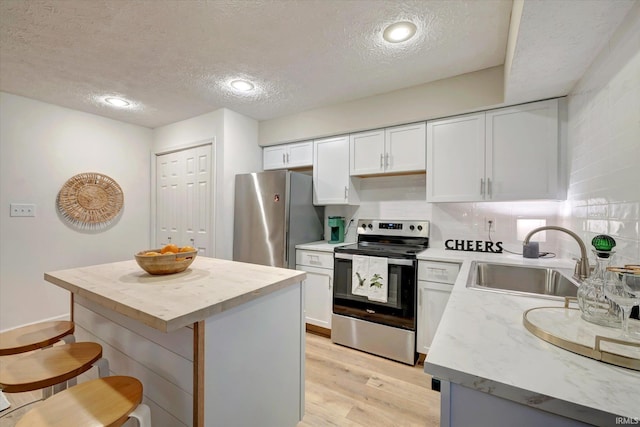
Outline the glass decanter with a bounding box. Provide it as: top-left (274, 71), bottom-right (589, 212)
top-left (577, 235), bottom-right (621, 327)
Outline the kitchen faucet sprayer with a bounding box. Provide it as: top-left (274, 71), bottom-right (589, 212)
top-left (523, 226), bottom-right (590, 281)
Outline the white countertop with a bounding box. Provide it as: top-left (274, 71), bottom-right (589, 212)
top-left (295, 240), bottom-right (352, 252)
top-left (45, 256), bottom-right (305, 333)
top-left (419, 249), bottom-right (640, 424)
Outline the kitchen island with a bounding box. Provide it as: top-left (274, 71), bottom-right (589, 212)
top-left (419, 250), bottom-right (640, 427)
top-left (44, 256), bottom-right (306, 427)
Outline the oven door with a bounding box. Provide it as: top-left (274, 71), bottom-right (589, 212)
top-left (333, 253), bottom-right (416, 330)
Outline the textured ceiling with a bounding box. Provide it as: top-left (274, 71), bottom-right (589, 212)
top-left (505, 0), bottom-right (636, 104)
top-left (0, 0), bottom-right (635, 129)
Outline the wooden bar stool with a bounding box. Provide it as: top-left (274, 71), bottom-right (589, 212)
top-left (0, 321), bottom-right (75, 356)
top-left (15, 376), bottom-right (151, 427)
top-left (0, 321), bottom-right (77, 411)
top-left (0, 342), bottom-right (108, 396)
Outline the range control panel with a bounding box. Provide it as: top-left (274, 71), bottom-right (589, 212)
top-left (357, 219), bottom-right (430, 238)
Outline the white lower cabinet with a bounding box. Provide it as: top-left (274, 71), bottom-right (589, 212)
top-left (296, 249), bottom-right (334, 330)
top-left (417, 260), bottom-right (460, 354)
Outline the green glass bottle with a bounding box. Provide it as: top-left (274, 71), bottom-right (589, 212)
top-left (592, 234), bottom-right (616, 254)
top-left (577, 235), bottom-right (620, 327)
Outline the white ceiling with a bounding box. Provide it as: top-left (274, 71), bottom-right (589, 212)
top-left (0, 0), bottom-right (635, 129)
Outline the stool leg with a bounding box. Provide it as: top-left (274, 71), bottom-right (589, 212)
top-left (52, 381), bottom-right (68, 394)
top-left (0, 391), bottom-right (10, 411)
top-left (42, 387), bottom-right (53, 400)
top-left (61, 334), bottom-right (76, 344)
top-left (129, 403), bottom-right (152, 427)
top-left (94, 357), bottom-right (110, 378)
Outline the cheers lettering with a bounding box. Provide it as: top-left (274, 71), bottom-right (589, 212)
top-left (445, 239), bottom-right (503, 253)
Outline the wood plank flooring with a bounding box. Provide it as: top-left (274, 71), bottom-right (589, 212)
top-left (1, 332), bottom-right (441, 426)
top-left (300, 332), bottom-right (440, 427)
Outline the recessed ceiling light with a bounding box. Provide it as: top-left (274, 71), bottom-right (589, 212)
top-left (104, 97), bottom-right (130, 107)
top-left (383, 21), bottom-right (417, 43)
top-left (230, 79), bottom-right (255, 92)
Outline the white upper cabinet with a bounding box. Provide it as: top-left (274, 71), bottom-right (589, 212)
top-left (426, 113), bottom-right (485, 202)
top-left (349, 129), bottom-right (385, 175)
top-left (427, 99), bottom-right (561, 202)
top-left (313, 135), bottom-right (359, 205)
top-left (350, 123), bottom-right (426, 176)
top-left (263, 140), bottom-right (313, 170)
top-left (486, 100), bottom-right (559, 201)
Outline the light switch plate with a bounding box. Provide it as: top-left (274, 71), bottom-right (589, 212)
top-left (10, 203), bottom-right (36, 217)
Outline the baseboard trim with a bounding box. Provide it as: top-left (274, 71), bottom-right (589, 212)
top-left (0, 313), bottom-right (71, 334)
top-left (306, 324), bottom-right (330, 338)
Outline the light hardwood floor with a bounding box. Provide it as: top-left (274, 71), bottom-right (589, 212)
top-left (1, 333), bottom-right (441, 426)
top-left (300, 332), bottom-right (440, 427)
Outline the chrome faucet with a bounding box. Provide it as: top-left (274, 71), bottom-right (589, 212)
top-left (523, 226), bottom-right (591, 281)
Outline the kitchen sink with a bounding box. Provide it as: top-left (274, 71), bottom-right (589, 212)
top-left (466, 262), bottom-right (579, 300)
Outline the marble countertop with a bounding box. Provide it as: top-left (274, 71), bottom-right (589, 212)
top-left (419, 249), bottom-right (640, 424)
top-left (45, 257), bottom-right (305, 333)
top-left (295, 240), bottom-right (353, 252)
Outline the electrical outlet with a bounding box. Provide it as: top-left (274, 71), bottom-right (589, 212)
top-left (10, 203), bottom-right (36, 217)
top-left (485, 218), bottom-right (496, 232)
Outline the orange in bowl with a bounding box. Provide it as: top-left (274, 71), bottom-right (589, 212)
top-left (160, 244), bottom-right (179, 254)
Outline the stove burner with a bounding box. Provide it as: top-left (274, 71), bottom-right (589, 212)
top-left (334, 219), bottom-right (430, 258)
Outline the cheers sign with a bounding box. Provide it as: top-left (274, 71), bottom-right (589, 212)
top-left (445, 239), bottom-right (503, 253)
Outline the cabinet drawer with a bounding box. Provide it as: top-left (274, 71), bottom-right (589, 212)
top-left (296, 250), bottom-right (334, 269)
top-left (418, 260), bottom-right (460, 284)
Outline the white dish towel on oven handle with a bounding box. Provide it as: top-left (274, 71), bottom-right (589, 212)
top-left (367, 256), bottom-right (388, 303)
top-left (352, 255), bottom-right (370, 297)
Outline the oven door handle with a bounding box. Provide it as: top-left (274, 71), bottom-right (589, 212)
top-left (334, 253), bottom-right (414, 266)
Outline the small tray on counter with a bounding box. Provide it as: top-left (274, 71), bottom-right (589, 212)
top-left (523, 298), bottom-right (640, 371)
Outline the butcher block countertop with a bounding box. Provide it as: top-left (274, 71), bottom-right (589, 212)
top-left (45, 256), bottom-right (306, 333)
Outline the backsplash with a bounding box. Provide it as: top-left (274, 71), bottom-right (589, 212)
top-left (325, 173), bottom-right (638, 266)
top-left (325, 174), bottom-right (564, 256)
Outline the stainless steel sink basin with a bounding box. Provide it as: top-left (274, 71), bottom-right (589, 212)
top-left (466, 262), bottom-right (579, 300)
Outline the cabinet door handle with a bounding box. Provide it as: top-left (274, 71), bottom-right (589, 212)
top-left (286, 153), bottom-right (290, 163)
top-left (385, 153), bottom-right (389, 168)
top-left (487, 178), bottom-right (492, 198)
top-left (344, 186), bottom-right (348, 200)
top-left (282, 153), bottom-right (286, 164)
top-left (328, 277), bottom-right (332, 290)
top-left (380, 153), bottom-right (384, 169)
top-left (419, 288), bottom-right (422, 306)
top-left (480, 178), bottom-right (485, 196)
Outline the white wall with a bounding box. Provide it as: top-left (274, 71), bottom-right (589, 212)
top-left (562, 2), bottom-right (640, 266)
top-left (152, 108), bottom-right (261, 260)
top-left (258, 66), bottom-right (504, 146)
top-left (0, 93), bottom-right (153, 331)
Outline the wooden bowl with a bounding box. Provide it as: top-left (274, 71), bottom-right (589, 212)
top-left (134, 249), bottom-right (197, 275)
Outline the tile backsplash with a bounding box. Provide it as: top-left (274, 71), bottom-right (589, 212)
top-left (325, 174), bottom-right (564, 256)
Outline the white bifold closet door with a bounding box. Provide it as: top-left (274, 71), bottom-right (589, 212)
top-left (156, 144), bottom-right (213, 256)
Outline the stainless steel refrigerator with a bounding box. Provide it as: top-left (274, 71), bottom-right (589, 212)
top-left (233, 170), bottom-right (324, 268)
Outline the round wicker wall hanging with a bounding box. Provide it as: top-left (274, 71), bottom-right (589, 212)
top-left (57, 172), bottom-right (124, 228)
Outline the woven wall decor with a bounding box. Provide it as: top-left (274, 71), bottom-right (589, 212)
top-left (57, 172), bottom-right (124, 228)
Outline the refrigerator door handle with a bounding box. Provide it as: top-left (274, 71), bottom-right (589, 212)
top-left (284, 230), bottom-right (289, 264)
